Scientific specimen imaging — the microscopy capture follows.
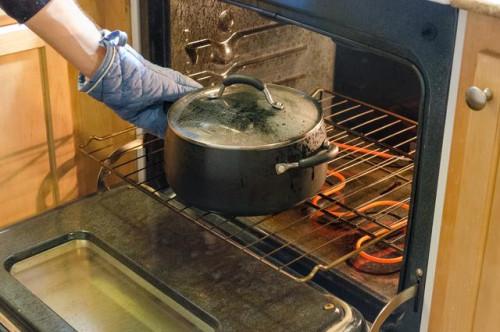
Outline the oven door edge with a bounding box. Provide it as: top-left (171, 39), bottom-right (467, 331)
top-left (418, 9), bottom-right (468, 332)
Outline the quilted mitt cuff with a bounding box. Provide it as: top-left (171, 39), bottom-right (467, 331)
top-left (78, 30), bottom-right (126, 94)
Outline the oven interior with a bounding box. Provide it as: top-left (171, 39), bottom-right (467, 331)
top-left (82, 0), bottom-right (426, 323)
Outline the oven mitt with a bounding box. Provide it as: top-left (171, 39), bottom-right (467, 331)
top-left (78, 30), bottom-right (202, 138)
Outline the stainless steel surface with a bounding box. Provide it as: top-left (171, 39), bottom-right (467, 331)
top-left (170, 0), bottom-right (334, 92)
top-left (167, 81), bottom-right (325, 149)
top-left (185, 22), bottom-right (281, 65)
top-left (189, 45), bottom-right (307, 82)
top-left (322, 297), bottom-right (369, 332)
top-left (275, 161), bottom-right (299, 175)
top-left (465, 86), bottom-right (493, 111)
top-left (97, 138), bottom-right (144, 191)
top-left (9, 240), bottom-right (214, 332)
top-left (370, 282), bottom-right (419, 332)
top-left (80, 90), bottom-right (416, 300)
top-left (208, 75), bottom-right (284, 109)
top-left (217, 9), bottom-right (234, 32)
top-left (262, 84), bottom-right (284, 109)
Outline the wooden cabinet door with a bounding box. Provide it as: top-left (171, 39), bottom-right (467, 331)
top-left (430, 13), bottom-right (500, 332)
top-left (0, 0), bottom-right (133, 227)
top-left (0, 25), bottom-right (77, 227)
top-left (472, 155), bottom-right (500, 331)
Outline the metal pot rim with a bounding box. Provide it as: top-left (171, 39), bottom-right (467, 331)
top-left (167, 83), bottom-right (324, 150)
top-left (167, 118), bottom-right (325, 151)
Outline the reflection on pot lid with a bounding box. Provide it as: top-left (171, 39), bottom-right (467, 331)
top-left (167, 84), bottom-right (322, 147)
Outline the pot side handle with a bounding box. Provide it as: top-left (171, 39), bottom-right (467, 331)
top-left (275, 142), bottom-right (339, 175)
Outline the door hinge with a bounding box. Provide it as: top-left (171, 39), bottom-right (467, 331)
top-left (371, 268), bottom-right (423, 332)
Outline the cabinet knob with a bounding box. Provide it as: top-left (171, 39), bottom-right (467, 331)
top-left (465, 86), bottom-right (493, 111)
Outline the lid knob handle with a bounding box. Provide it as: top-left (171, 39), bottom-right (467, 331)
top-left (209, 74), bottom-right (284, 110)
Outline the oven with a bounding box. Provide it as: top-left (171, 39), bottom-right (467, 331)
top-left (81, 1), bottom-right (460, 330)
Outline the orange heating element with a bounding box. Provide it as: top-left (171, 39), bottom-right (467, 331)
top-left (311, 143), bottom-right (409, 264)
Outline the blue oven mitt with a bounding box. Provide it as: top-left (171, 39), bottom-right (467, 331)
top-left (78, 30), bottom-right (202, 138)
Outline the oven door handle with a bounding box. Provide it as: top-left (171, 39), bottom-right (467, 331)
top-left (370, 283), bottom-right (419, 332)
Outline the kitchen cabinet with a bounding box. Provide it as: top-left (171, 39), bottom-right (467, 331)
top-left (0, 24), bottom-right (77, 227)
top-left (430, 12), bottom-right (500, 332)
top-left (0, 1), bottom-right (132, 227)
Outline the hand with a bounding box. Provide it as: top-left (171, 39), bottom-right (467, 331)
top-left (79, 30), bottom-right (202, 137)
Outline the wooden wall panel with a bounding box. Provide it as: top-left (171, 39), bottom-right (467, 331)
top-left (0, 25), bottom-right (77, 227)
top-left (0, 47), bottom-right (54, 224)
top-left (44, 46), bottom-right (78, 204)
top-left (472, 157), bottom-right (500, 331)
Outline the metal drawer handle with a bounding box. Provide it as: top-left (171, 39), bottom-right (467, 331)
top-left (466, 86), bottom-right (493, 111)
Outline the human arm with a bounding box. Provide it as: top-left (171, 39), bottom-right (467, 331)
top-left (1, 0), bottom-right (104, 77)
top-left (0, 0), bottom-right (202, 137)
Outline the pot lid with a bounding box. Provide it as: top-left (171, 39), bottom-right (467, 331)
top-left (167, 75), bottom-right (322, 148)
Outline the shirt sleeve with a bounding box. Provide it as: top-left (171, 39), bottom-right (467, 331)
top-left (0, 0), bottom-right (51, 23)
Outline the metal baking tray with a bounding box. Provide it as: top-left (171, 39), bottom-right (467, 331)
top-left (9, 240), bottom-right (214, 332)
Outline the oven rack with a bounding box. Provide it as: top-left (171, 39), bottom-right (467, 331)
top-left (80, 90), bottom-right (417, 284)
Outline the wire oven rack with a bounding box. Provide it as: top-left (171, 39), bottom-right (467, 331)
top-left (80, 90), bottom-right (417, 284)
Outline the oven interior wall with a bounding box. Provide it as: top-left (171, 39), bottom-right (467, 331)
top-left (169, 0), bottom-right (334, 93)
top-left (334, 44), bottom-right (422, 123)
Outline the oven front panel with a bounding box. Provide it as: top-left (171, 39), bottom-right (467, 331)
top-left (138, 0), bottom-right (459, 330)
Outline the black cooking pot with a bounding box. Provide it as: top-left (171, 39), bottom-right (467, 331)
top-left (165, 75), bottom-right (338, 216)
